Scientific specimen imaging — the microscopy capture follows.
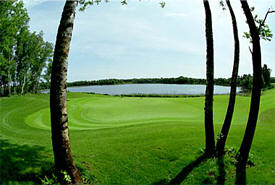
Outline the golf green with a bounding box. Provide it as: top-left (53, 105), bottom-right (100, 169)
top-left (0, 88), bottom-right (274, 184)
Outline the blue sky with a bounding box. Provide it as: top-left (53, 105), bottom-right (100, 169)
top-left (24, 0), bottom-right (275, 82)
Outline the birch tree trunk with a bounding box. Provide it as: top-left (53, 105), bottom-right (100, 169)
top-left (236, 1), bottom-right (262, 184)
top-left (50, 0), bottom-right (81, 184)
top-left (216, 0), bottom-right (240, 156)
top-left (203, 0), bottom-right (215, 156)
top-left (13, 80), bottom-right (17, 94)
top-left (21, 74), bottom-right (26, 95)
top-left (7, 58), bottom-right (11, 96)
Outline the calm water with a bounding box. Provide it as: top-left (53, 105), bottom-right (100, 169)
top-left (44, 84), bottom-right (241, 95)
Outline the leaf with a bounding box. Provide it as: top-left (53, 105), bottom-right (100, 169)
top-left (121, 0), bottom-right (127, 5)
top-left (160, 2), bottom-right (165, 8)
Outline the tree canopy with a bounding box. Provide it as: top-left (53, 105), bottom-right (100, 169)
top-left (0, 0), bottom-right (53, 96)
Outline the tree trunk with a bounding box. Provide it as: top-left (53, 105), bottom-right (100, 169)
top-left (50, 0), bottom-right (81, 184)
top-left (236, 1), bottom-right (262, 184)
top-left (216, 0), bottom-right (240, 156)
top-left (21, 74), bottom-right (26, 95)
top-left (0, 86), bottom-right (3, 96)
top-left (7, 59), bottom-right (11, 96)
top-left (203, 0), bottom-right (215, 156)
top-left (4, 85), bottom-right (8, 96)
top-left (33, 76), bottom-right (39, 93)
top-left (13, 80), bottom-right (17, 94)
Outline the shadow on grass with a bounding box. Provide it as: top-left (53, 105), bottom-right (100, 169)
top-left (168, 154), bottom-right (207, 185)
top-left (152, 149), bottom-right (252, 185)
top-left (151, 154), bottom-right (207, 185)
top-left (152, 155), bottom-right (208, 185)
top-left (0, 138), bottom-right (53, 184)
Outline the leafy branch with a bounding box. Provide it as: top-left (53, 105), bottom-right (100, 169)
top-left (243, 7), bottom-right (275, 42)
top-left (79, 0), bottom-right (165, 11)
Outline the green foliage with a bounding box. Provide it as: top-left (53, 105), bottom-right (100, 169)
top-left (243, 7), bottom-right (274, 42)
top-left (67, 76), bottom-right (207, 87)
top-left (0, 0), bottom-right (29, 96)
top-left (243, 31), bottom-right (250, 39)
top-left (61, 171), bottom-right (72, 184)
top-left (79, 0), bottom-right (165, 11)
top-left (39, 165), bottom-right (92, 185)
top-left (121, 0), bottom-right (127, 6)
top-left (238, 67), bottom-right (273, 92)
top-left (81, 175), bottom-right (92, 184)
top-left (0, 0), bottom-right (53, 96)
top-left (262, 64), bottom-right (272, 88)
top-left (239, 74), bottom-right (253, 92)
top-left (160, 2), bottom-right (166, 8)
top-left (223, 147), bottom-right (255, 167)
top-left (40, 174), bottom-right (58, 185)
top-left (40, 172), bottom-right (91, 185)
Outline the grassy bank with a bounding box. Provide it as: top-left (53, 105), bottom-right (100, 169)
top-left (0, 88), bottom-right (274, 184)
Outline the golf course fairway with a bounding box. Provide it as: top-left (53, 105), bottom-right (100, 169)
top-left (0, 89), bottom-right (274, 184)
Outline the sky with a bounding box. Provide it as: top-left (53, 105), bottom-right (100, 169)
top-left (24, 0), bottom-right (275, 82)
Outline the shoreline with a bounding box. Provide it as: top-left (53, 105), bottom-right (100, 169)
top-left (41, 83), bottom-right (242, 97)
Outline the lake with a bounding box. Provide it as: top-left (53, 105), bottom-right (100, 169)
top-left (43, 84), bottom-right (241, 95)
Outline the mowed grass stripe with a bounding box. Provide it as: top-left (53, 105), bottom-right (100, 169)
top-left (23, 94), bottom-right (252, 130)
top-left (0, 89), bottom-right (274, 184)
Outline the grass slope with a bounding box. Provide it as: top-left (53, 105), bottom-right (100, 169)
top-left (0, 89), bottom-right (274, 184)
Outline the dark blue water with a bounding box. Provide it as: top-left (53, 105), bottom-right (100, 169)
top-left (43, 84), bottom-right (241, 95)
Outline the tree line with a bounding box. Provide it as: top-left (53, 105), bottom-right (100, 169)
top-left (67, 77), bottom-right (207, 87)
top-left (67, 70), bottom-right (272, 92)
top-left (0, 1), bottom-right (53, 97)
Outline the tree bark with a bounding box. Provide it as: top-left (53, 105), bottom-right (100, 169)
top-left (21, 74), bottom-right (26, 95)
top-left (236, 1), bottom-right (262, 184)
top-left (7, 58), bottom-right (11, 96)
top-left (4, 85), bottom-right (8, 96)
top-left (216, 0), bottom-right (240, 156)
top-left (13, 81), bottom-right (17, 94)
top-left (203, 0), bottom-right (215, 156)
top-left (50, 0), bottom-right (81, 184)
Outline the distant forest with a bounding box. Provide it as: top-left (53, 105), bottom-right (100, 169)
top-left (64, 73), bottom-right (274, 91)
top-left (64, 64), bottom-right (273, 91)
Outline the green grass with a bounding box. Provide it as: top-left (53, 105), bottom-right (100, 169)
top-left (0, 89), bottom-right (275, 184)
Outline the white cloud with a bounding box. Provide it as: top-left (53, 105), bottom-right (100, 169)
top-left (26, 0), bottom-right (275, 81)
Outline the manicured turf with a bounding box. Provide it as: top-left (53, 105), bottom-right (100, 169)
top-left (0, 88), bottom-right (274, 184)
